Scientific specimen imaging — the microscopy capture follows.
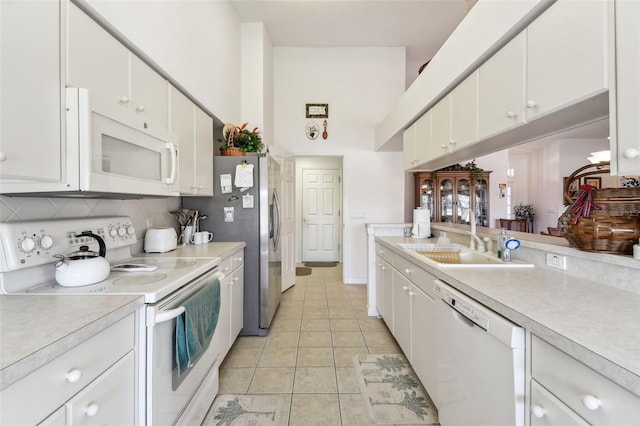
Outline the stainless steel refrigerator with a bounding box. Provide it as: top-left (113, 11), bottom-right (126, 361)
top-left (183, 154), bottom-right (281, 336)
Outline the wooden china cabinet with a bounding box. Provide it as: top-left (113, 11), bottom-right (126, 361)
top-left (414, 170), bottom-right (492, 227)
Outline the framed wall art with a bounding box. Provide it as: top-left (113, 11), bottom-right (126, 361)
top-left (584, 177), bottom-right (601, 189)
top-left (306, 103), bottom-right (328, 119)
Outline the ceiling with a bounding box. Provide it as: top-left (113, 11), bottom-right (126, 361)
top-left (228, 0), bottom-right (473, 63)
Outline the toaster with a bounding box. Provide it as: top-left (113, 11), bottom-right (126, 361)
top-left (144, 227), bottom-right (178, 253)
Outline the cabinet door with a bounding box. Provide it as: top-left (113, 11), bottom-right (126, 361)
top-left (450, 71), bottom-right (478, 150)
top-left (526, 0), bottom-right (607, 120)
top-left (215, 273), bottom-right (232, 359)
top-left (130, 55), bottom-right (169, 127)
top-left (170, 87), bottom-right (197, 194)
top-left (230, 265), bottom-right (244, 343)
top-left (194, 106), bottom-right (214, 196)
top-left (67, 3), bottom-right (128, 105)
top-left (66, 352), bottom-right (135, 426)
top-left (414, 110), bottom-right (432, 165)
top-left (610, 0), bottom-right (640, 176)
top-left (411, 284), bottom-right (438, 407)
top-left (478, 32), bottom-right (526, 139)
top-left (375, 256), bottom-right (386, 316)
top-left (382, 258), bottom-right (394, 330)
top-left (0, 0), bottom-right (66, 187)
top-left (403, 123), bottom-right (417, 170)
top-left (456, 177), bottom-right (471, 225)
top-left (392, 271), bottom-right (412, 359)
top-left (439, 178), bottom-right (454, 223)
top-left (431, 96), bottom-right (451, 159)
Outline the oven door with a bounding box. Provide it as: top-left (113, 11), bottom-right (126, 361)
top-left (145, 268), bottom-right (224, 425)
top-left (68, 87), bottom-right (179, 197)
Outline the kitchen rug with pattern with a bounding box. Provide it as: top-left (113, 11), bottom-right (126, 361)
top-left (353, 354), bottom-right (439, 425)
top-left (202, 394), bottom-right (290, 426)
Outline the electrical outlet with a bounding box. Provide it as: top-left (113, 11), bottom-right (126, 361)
top-left (546, 253), bottom-right (567, 270)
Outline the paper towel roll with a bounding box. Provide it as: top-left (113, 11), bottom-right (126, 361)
top-left (412, 208), bottom-right (431, 238)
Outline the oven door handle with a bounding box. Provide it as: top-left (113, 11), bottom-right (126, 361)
top-left (152, 306), bottom-right (185, 325)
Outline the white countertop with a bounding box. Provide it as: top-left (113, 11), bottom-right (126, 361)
top-left (376, 236), bottom-right (640, 397)
top-left (0, 242), bottom-right (245, 390)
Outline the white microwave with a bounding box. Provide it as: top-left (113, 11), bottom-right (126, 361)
top-left (69, 87), bottom-right (179, 197)
top-left (0, 87), bottom-right (179, 198)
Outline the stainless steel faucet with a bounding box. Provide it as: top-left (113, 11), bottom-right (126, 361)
top-left (466, 211), bottom-right (486, 252)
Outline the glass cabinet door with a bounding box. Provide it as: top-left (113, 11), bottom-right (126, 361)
top-left (440, 179), bottom-right (454, 222)
top-left (456, 178), bottom-right (470, 224)
top-left (475, 178), bottom-right (489, 226)
top-left (419, 178), bottom-right (435, 220)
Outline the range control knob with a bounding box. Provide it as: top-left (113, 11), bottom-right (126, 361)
top-left (126, 225), bottom-right (135, 236)
top-left (109, 228), bottom-right (118, 238)
top-left (19, 237), bottom-right (36, 253)
top-left (39, 235), bottom-right (54, 250)
top-left (117, 226), bottom-right (127, 237)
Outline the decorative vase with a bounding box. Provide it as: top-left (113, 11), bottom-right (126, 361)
top-left (220, 147), bottom-right (245, 157)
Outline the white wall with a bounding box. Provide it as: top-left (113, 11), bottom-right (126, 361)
top-left (273, 47), bottom-right (406, 283)
top-left (86, 0), bottom-right (242, 123)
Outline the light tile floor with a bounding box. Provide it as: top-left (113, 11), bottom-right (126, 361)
top-left (206, 264), bottom-right (403, 425)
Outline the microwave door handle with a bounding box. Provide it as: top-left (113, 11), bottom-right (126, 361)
top-left (151, 306), bottom-right (185, 326)
top-left (165, 142), bottom-right (177, 184)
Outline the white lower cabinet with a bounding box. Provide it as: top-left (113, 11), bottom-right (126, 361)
top-left (0, 314), bottom-right (136, 426)
top-left (214, 248), bottom-right (245, 359)
top-left (379, 245), bottom-right (439, 405)
top-left (531, 335), bottom-right (640, 425)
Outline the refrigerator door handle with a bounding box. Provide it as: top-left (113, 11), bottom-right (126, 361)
top-left (272, 189), bottom-right (282, 250)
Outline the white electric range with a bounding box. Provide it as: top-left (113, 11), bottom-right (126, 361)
top-left (0, 216), bottom-right (224, 425)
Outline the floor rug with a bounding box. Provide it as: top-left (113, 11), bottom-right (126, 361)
top-left (203, 394), bottom-right (290, 426)
top-left (353, 354), bottom-right (439, 425)
top-left (296, 266), bottom-right (312, 276)
top-left (304, 262), bottom-right (338, 267)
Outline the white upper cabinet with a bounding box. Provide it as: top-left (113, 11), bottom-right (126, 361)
top-left (478, 33), bottom-right (526, 140)
top-left (526, 0), bottom-right (608, 121)
top-left (0, 0), bottom-right (67, 188)
top-left (414, 110), bottom-right (432, 166)
top-left (450, 70), bottom-right (479, 150)
top-left (170, 87), bottom-right (213, 196)
top-left (403, 122), bottom-right (417, 170)
top-left (67, 3), bottom-right (169, 128)
top-left (609, 0), bottom-right (640, 176)
top-left (431, 96), bottom-right (451, 160)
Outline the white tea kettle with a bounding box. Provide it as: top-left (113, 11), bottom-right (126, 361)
top-left (54, 231), bottom-right (110, 287)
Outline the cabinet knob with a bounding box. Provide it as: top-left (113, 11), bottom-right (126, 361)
top-left (402, 285), bottom-right (409, 291)
top-left (526, 100), bottom-right (537, 108)
top-left (440, 144), bottom-right (447, 150)
top-left (506, 110), bottom-right (517, 118)
top-left (0, 151), bottom-right (6, 162)
top-left (408, 291), bottom-right (415, 297)
top-left (65, 368), bottom-right (83, 383)
top-left (84, 403), bottom-right (100, 417)
top-left (531, 405), bottom-right (546, 418)
top-left (119, 96), bottom-right (130, 104)
top-left (236, 257), bottom-right (243, 262)
top-left (449, 140), bottom-right (456, 146)
top-left (404, 269), bottom-right (411, 275)
top-left (135, 105), bottom-right (146, 112)
top-left (623, 148), bottom-right (639, 159)
top-left (581, 394), bottom-right (601, 410)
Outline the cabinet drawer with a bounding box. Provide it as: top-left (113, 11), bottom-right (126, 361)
top-left (393, 256), bottom-right (437, 299)
top-left (219, 256), bottom-right (233, 276)
top-left (532, 336), bottom-right (640, 425)
top-left (530, 380), bottom-right (589, 426)
top-left (231, 249), bottom-right (244, 271)
top-left (1, 314), bottom-right (135, 425)
top-left (66, 351), bottom-right (135, 426)
top-left (375, 243), bottom-right (392, 262)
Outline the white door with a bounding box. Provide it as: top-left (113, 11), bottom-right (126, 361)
top-left (281, 158), bottom-right (296, 291)
top-left (302, 169), bottom-right (341, 262)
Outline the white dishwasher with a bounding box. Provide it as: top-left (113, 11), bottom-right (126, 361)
top-left (434, 280), bottom-right (525, 426)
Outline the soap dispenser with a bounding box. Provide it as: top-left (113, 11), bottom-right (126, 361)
top-left (498, 228), bottom-right (509, 259)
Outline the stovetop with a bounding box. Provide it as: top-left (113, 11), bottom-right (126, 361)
top-left (0, 217), bottom-right (220, 303)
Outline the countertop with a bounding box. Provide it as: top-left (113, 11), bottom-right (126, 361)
top-left (0, 241), bottom-right (245, 390)
top-left (376, 236), bottom-right (640, 397)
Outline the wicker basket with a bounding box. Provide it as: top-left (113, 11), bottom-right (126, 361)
top-left (561, 162), bottom-right (640, 255)
top-left (220, 147), bottom-right (245, 157)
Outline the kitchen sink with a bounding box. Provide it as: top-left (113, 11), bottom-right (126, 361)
top-left (398, 243), bottom-right (534, 268)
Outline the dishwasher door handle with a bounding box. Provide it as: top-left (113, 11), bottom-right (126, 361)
top-left (450, 307), bottom-right (477, 329)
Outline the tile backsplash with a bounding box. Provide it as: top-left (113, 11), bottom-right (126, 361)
top-left (0, 195), bottom-right (182, 254)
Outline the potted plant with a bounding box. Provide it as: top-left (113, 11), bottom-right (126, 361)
top-left (514, 202), bottom-right (535, 220)
top-left (220, 123), bottom-right (265, 156)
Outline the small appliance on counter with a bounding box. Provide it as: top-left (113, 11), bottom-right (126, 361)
top-left (144, 227), bottom-right (178, 253)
